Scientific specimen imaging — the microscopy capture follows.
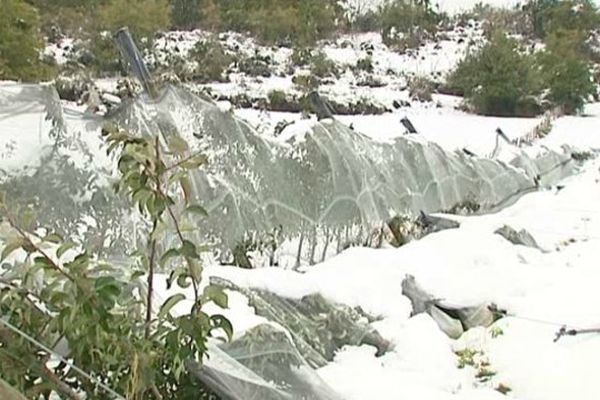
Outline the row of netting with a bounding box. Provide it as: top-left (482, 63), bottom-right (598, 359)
top-left (0, 83), bottom-right (577, 262)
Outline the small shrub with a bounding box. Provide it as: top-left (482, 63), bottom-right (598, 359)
top-left (218, 0), bottom-right (343, 46)
top-left (292, 73), bottom-right (320, 91)
top-left (189, 38), bottom-right (234, 83)
top-left (409, 76), bottom-right (434, 102)
top-left (238, 55), bottom-right (271, 78)
top-left (524, 0), bottom-right (600, 39)
top-left (290, 47), bottom-right (314, 67)
top-left (267, 90), bottom-right (288, 108)
top-left (310, 51), bottom-right (338, 78)
top-left (355, 56), bottom-right (374, 73)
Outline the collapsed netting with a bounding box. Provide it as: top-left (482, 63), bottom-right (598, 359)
top-left (0, 84), bottom-right (577, 258)
top-left (0, 83), bottom-right (584, 400)
top-left (109, 85), bottom-right (575, 253)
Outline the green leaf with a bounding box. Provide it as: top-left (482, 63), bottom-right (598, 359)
top-left (43, 233), bottom-right (63, 244)
top-left (56, 242), bottom-right (76, 259)
top-left (1, 238), bottom-right (25, 261)
top-left (202, 285), bottom-right (228, 309)
top-left (180, 240), bottom-right (199, 259)
top-left (177, 273), bottom-right (191, 289)
top-left (211, 314), bottom-right (234, 341)
top-left (179, 176), bottom-right (193, 203)
top-left (160, 248), bottom-right (180, 267)
top-left (167, 135), bottom-right (190, 155)
top-left (159, 293), bottom-right (186, 318)
top-left (33, 256), bottom-right (53, 269)
top-left (180, 154), bottom-right (208, 170)
top-left (185, 204), bottom-right (208, 217)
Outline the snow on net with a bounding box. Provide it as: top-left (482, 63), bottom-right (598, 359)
top-left (0, 83), bottom-right (576, 259)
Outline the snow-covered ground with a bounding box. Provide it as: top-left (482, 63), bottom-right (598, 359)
top-left (191, 146), bottom-right (600, 400)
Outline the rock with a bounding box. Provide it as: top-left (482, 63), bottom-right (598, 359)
top-left (494, 225), bottom-right (540, 249)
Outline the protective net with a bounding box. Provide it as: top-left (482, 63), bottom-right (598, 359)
top-left (0, 83), bottom-right (577, 262)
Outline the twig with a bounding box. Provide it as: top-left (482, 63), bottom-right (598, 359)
top-left (145, 221), bottom-right (158, 338)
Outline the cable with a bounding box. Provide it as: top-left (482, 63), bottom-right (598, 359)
top-left (0, 317), bottom-right (126, 400)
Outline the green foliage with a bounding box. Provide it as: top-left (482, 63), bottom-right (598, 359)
top-left (537, 30), bottom-right (595, 114)
top-left (0, 0), bottom-right (55, 81)
top-left (170, 0), bottom-right (220, 30)
top-left (0, 125), bottom-right (231, 399)
top-left (96, 0), bottom-right (170, 39)
top-left (218, 0), bottom-right (343, 45)
top-left (447, 33), bottom-right (541, 116)
top-left (310, 51), bottom-right (338, 78)
top-left (355, 56), bottom-right (374, 73)
top-left (189, 38), bottom-right (233, 82)
top-left (380, 0), bottom-right (440, 48)
top-left (524, 0), bottom-right (600, 39)
top-left (268, 90), bottom-right (288, 109)
top-left (290, 47), bottom-right (313, 67)
top-left (408, 76), bottom-right (434, 102)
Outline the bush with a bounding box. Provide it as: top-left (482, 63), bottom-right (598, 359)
top-left (409, 76), bottom-right (435, 102)
top-left (447, 33), bottom-right (541, 116)
top-left (538, 31), bottom-right (595, 114)
top-left (355, 56), bottom-right (374, 73)
top-left (267, 89), bottom-right (288, 108)
top-left (189, 38), bottom-right (233, 82)
top-left (0, 0), bottom-right (55, 81)
top-left (310, 51), bottom-right (338, 78)
top-left (0, 126), bottom-right (231, 399)
top-left (290, 47), bottom-right (313, 67)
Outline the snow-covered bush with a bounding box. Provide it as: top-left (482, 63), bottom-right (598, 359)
top-left (189, 38), bottom-right (234, 83)
top-left (310, 51), bottom-right (338, 79)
